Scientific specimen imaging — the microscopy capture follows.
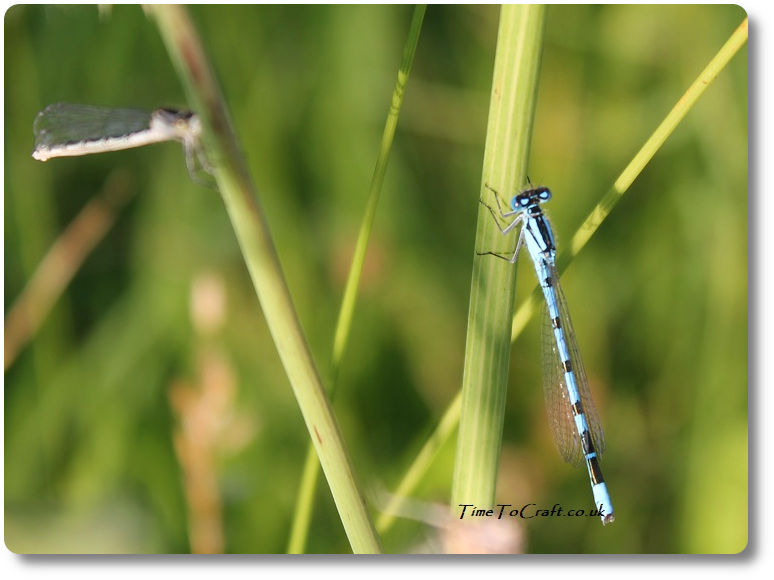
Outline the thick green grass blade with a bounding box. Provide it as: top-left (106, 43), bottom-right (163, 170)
top-left (452, 4), bottom-right (546, 509)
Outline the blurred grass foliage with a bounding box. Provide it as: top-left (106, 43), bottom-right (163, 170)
top-left (5, 5), bottom-right (746, 554)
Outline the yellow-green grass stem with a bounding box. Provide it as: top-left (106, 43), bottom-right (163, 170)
top-left (452, 4), bottom-right (546, 510)
top-left (150, 5), bottom-right (382, 553)
top-left (287, 5), bottom-right (427, 554)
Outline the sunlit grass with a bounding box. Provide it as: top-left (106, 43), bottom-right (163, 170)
top-left (5, 5), bottom-right (747, 554)
top-left (452, 3), bottom-right (545, 512)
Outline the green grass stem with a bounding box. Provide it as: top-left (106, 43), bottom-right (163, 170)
top-left (451, 4), bottom-right (546, 509)
top-left (150, 5), bottom-right (382, 553)
top-left (287, 5), bottom-right (427, 554)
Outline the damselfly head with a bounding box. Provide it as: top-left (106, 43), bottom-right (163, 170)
top-left (511, 186), bottom-right (552, 211)
top-left (152, 108), bottom-right (201, 140)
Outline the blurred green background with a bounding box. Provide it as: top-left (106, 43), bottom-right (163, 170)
top-left (4, 5), bottom-right (747, 554)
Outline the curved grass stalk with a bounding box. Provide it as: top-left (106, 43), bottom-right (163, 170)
top-left (287, 5), bottom-right (427, 554)
top-left (150, 5), bottom-right (382, 553)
